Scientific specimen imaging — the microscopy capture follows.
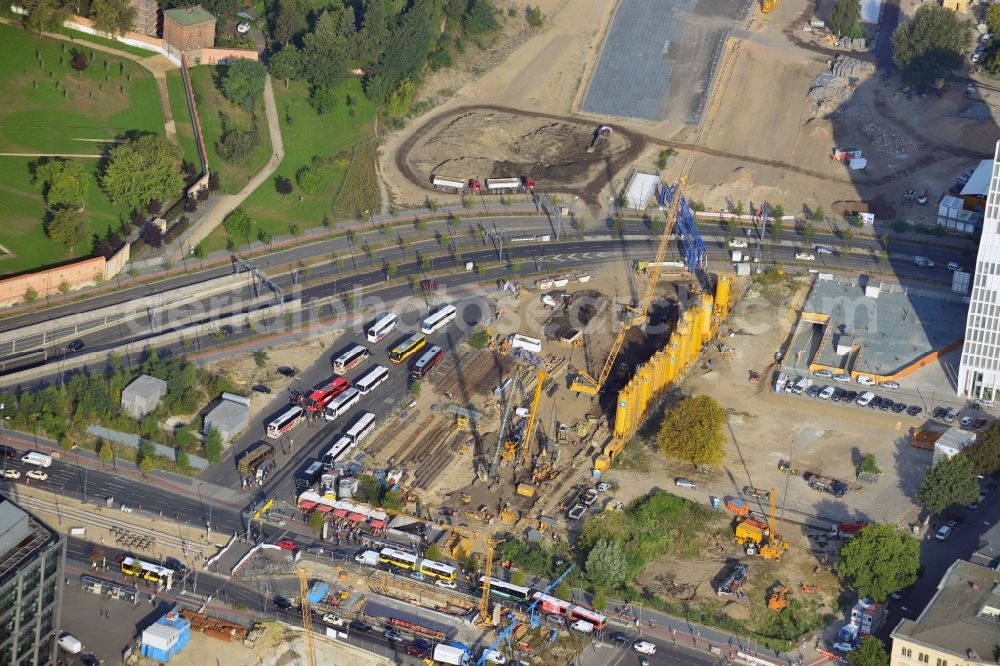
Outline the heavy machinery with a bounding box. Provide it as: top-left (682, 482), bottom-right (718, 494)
top-left (759, 487), bottom-right (789, 560)
top-left (587, 125), bottom-right (612, 153)
top-left (569, 172), bottom-right (689, 397)
top-left (297, 566), bottom-right (317, 666)
top-left (717, 562), bottom-right (749, 596)
top-left (519, 369), bottom-right (549, 466)
top-left (734, 521), bottom-right (765, 555)
top-left (768, 586), bottom-right (791, 611)
top-left (762, 0), bottom-right (777, 12)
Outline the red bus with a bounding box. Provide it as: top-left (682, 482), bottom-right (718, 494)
top-left (305, 377), bottom-right (350, 413)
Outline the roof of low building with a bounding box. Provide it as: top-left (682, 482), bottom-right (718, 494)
top-left (163, 5), bottom-right (216, 26)
top-left (891, 560), bottom-right (1000, 663)
top-left (122, 374), bottom-right (167, 398)
top-left (961, 159), bottom-right (993, 198)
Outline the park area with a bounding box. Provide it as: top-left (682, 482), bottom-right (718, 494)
top-left (0, 23), bottom-right (168, 276)
top-left (201, 77), bottom-right (380, 252)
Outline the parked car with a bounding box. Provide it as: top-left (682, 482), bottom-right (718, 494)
top-left (961, 416), bottom-right (973, 427)
top-left (932, 407), bottom-right (948, 420)
top-left (304, 544), bottom-right (324, 555)
top-left (384, 629), bottom-right (404, 642)
top-left (879, 399), bottom-right (893, 411)
top-left (273, 596), bottom-right (293, 610)
top-left (795, 253), bottom-right (815, 261)
top-left (832, 388), bottom-right (847, 402)
top-left (219, 325), bottom-right (235, 335)
top-left (349, 619), bottom-right (373, 632)
top-left (816, 246), bottom-right (833, 255)
top-left (237, 21), bottom-right (251, 33)
top-left (972, 417), bottom-right (988, 429)
top-left (277, 366), bottom-right (297, 377)
top-left (833, 373), bottom-right (852, 383)
top-left (806, 385), bottom-right (823, 398)
top-left (947, 262), bottom-right (964, 272)
top-left (436, 579), bottom-right (457, 589)
top-left (934, 521), bottom-right (958, 542)
top-left (856, 376), bottom-right (876, 386)
top-left (728, 239), bottom-right (748, 248)
top-left (881, 381), bottom-right (900, 390)
top-left (906, 406), bottom-right (923, 416)
top-left (674, 478), bottom-right (696, 489)
top-left (252, 384), bottom-right (272, 394)
top-left (819, 386), bottom-right (835, 400)
top-left (634, 641), bottom-right (657, 655)
top-left (609, 632), bottom-right (631, 644)
top-left (844, 390), bottom-right (858, 402)
top-left (815, 369), bottom-right (833, 379)
top-left (67, 339), bottom-right (85, 353)
top-left (409, 571), bottom-right (425, 582)
top-left (26, 470), bottom-right (48, 481)
top-left (869, 396), bottom-right (883, 409)
top-left (322, 614), bottom-right (344, 627)
top-left (832, 642), bottom-right (856, 653)
top-left (276, 539), bottom-right (298, 550)
top-left (891, 402), bottom-right (907, 413)
top-left (330, 548), bottom-right (350, 560)
top-left (0, 445), bottom-right (17, 459)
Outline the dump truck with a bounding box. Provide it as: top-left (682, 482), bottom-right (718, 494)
top-left (717, 562), bottom-right (749, 596)
top-left (910, 428), bottom-right (944, 450)
top-left (743, 486), bottom-right (771, 499)
top-left (804, 472), bottom-right (848, 498)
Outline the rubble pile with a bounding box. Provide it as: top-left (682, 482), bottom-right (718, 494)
top-left (831, 55), bottom-right (874, 79)
top-left (860, 122), bottom-right (916, 156)
top-left (807, 72), bottom-right (852, 118)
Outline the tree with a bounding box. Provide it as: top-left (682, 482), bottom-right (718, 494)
top-left (771, 203), bottom-right (784, 225)
top-left (297, 165), bottom-right (325, 194)
top-left (591, 586), bottom-right (607, 611)
top-left (726, 216), bottom-right (738, 236)
top-left (46, 207), bottom-right (88, 251)
top-left (386, 261), bottom-right (398, 280)
top-left (71, 49), bottom-right (88, 75)
top-left (138, 455), bottom-right (155, 475)
top-left (989, 3), bottom-right (1000, 36)
top-left (192, 243), bottom-right (206, 259)
top-left (424, 543), bottom-right (444, 561)
top-left (811, 206), bottom-right (825, 222)
top-left (23, 0), bottom-right (69, 34)
top-left (253, 349), bottom-right (268, 367)
top-left (770, 218), bottom-right (785, 238)
top-left (612, 216), bottom-right (625, 238)
top-left (273, 0), bottom-right (307, 46)
top-left (302, 10), bottom-right (350, 91)
top-left (269, 45), bottom-right (303, 86)
top-left (657, 395), bottom-right (726, 466)
top-left (585, 539), bottom-right (628, 588)
top-left (203, 426), bottom-right (223, 463)
top-left (222, 59), bottom-right (267, 111)
top-left (892, 5), bottom-right (974, 90)
top-left (101, 134), bottom-right (184, 211)
top-left (828, 0), bottom-right (860, 37)
top-left (307, 509), bottom-right (326, 533)
top-left (917, 454), bottom-right (980, 514)
top-left (35, 158), bottom-right (88, 211)
top-left (965, 421), bottom-right (1000, 474)
top-left (835, 524), bottom-right (919, 602)
top-left (858, 453), bottom-right (881, 475)
top-left (802, 223), bottom-right (816, 245)
top-left (410, 381), bottom-right (421, 398)
top-left (99, 439), bottom-right (114, 466)
top-left (223, 207), bottom-right (252, 242)
top-left (733, 200), bottom-right (745, 218)
top-left (510, 569), bottom-right (526, 586)
top-left (89, 0), bottom-right (136, 35)
top-left (554, 580), bottom-right (572, 601)
top-left (141, 222), bottom-right (164, 248)
top-left (848, 636), bottom-right (889, 666)
top-left (274, 175), bottom-right (293, 199)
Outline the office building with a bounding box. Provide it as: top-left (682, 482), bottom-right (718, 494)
top-left (0, 494), bottom-right (66, 665)
top-left (957, 142), bottom-right (1000, 400)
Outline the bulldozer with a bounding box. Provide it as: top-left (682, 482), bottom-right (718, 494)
top-left (499, 504), bottom-right (519, 523)
top-left (768, 586), bottom-right (792, 611)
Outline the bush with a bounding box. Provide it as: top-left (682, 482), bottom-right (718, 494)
top-left (296, 165), bottom-right (326, 195)
top-left (217, 126), bottom-right (260, 163)
top-left (526, 5), bottom-right (543, 26)
top-left (467, 326), bottom-right (490, 349)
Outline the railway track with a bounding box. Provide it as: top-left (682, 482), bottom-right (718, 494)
top-left (392, 414), bottom-right (437, 461)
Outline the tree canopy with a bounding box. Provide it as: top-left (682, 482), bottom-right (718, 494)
top-left (917, 453), bottom-right (980, 514)
top-left (892, 5), bottom-right (974, 89)
top-left (101, 134), bottom-right (184, 211)
top-left (835, 524), bottom-right (920, 602)
top-left (965, 420), bottom-right (1000, 475)
top-left (221, 59), bottom-right (268, 111)
top-left (45, 207), bottom-right (88, 251)
top-left (657, 395), bottom-right (726, 466)
top-left (828, 0), bottom-right (860, 38)
top-left (848, 636), bottom-right (889, 666)
top-left (585, 539), bottom-right (628, 588)
top-left (89, 0), bottom-right (137, 35)
top-left (35, 158), bottom-right (88, 211)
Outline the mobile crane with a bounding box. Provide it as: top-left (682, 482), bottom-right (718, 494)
top-left (519, 368), bottom-right (549, 466)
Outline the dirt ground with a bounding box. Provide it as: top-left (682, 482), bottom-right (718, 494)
top-left (378, 0), bottom-right (999, 227)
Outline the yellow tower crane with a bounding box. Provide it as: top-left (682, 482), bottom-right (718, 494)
top-left (759, 487), bottom-right (789, 560)
top-left (519, 368), bottom-right (550, 466)
top-left (297, 565), bottom-right (317, 666)
top-left (345, 500), bottom-right (500, 624)
top-left (569, 172), bottom-right (690, 396)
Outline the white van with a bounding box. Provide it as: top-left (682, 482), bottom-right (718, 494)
top-left (975, 399), bottom-right (995, 408)
top-left (571, 619), bottom-right (595, 633)
top-left (58, 634), bottom-right (82, 654)
top-left (856, 376), bottom-right (876, 386)
top-left (856, 391), bottom-right (876, 407)
top-left (21, 451), bottom-right (52, 467)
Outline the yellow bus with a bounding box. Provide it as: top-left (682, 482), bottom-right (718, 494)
top-left (120, 557), bottom-right (175, 590)
top-left (388, 333), bottom-right (426, 364)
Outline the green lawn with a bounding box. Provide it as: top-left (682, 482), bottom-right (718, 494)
top-left (188, 65), bottom-right (271, 193)
top-left (0, 23), bottom-right (164, 153)
top-left (202, 78), bottom-right (377, 251)
top-left (165, 69), bottom-right (201, 168)
top-left (0, 157), bottom-right (123, 277)
top-left (52, 25), bottom-right (160, 58)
